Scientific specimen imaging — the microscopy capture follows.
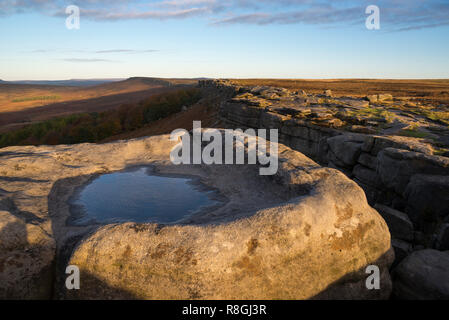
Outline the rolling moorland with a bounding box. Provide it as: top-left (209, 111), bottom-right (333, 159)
top-left (0, 77), bottom-right (198, 134)
top-left (1, 78), bottom-right (448, 147)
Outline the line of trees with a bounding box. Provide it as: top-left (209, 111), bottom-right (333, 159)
top-left (0, 88), bottom-right (201, 148)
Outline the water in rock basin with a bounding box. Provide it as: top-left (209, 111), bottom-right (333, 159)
top-left (70, 167), bottom-right (220, 225)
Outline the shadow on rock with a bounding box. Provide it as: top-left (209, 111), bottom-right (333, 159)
top-left (0, 212), bottom-right (54, 299)
top-left (312, 249), bottom-right (394, 300)
top-left (62, 270), bottom-right (139, 300)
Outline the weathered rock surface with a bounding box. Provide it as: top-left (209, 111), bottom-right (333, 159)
top-left (374, 204), bottom-right (414, 242)
top-left (436, 224), bottom-right (449, 250)
top-left (368, 135), bottom-right (434, 156)
top-left (0, 133), bottom-right (393, 299)
top-left (391, 239), bottom-right (413, 267)
top-left (393, 250), bottom-right (449, 300)
top-left (404, 174), bottom-right (449, 231)
top-left (366, 94), bottom-right (393, 104)
top-left (378, 148), bottom-right (449, 195)
top-left (327, 134), bottom-right (364, 167)
top-left (0, 210), bottom-right (55, 299)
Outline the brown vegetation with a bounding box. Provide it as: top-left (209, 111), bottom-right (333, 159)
top-left (0, 88), bottom-right (201, 148)
top-left (0, 78), bottom-right (197, 133)
top-left (230, 79), bottom-right (449, 105)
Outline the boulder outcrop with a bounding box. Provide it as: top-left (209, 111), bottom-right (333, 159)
top-left (209, 80), bottom-right (449, 260)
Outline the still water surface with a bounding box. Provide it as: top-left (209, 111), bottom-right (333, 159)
top-left (70, 167), bottom-right (219, 225)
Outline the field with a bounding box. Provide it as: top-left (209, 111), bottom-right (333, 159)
top-left (0, 88), bottom-right (202, 147)
top-left (0, 77), bottom-right (197, 133)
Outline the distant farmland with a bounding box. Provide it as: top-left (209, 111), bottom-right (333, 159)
top-left (0, 77), bottom-right (198, 133)
top-left (12, 95), bottom-right (61, 103)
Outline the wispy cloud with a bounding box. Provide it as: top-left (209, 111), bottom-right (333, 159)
top-left (61, 58), bottom-right (120, 63)
top-left (1, 0), bottom-right (449, 32)
top-left (212, 6), bottom-right (362, 26)
top-left (74, 7), bottom-right (209, 21)
top-left (94, 49), bottom-right (159, 54)
top-left (25, 48), bottom-right (159, 54)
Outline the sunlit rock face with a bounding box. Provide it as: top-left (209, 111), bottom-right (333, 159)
top-left (0, 132), bottom-right (393, 299)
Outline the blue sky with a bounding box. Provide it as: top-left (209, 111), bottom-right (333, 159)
top-left (0, 0), bottom-right (448, 80)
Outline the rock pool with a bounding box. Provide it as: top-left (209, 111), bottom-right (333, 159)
top-left (69, 167), bottom-right (220, 225)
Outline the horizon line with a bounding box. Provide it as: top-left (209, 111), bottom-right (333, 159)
top-left (2, 77), bottom-right (449, 82)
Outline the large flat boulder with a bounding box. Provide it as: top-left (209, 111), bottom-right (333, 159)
top-left (65, 136), bottom-right (393, 299)
top-left (0, 132), bottom-right (394, 300)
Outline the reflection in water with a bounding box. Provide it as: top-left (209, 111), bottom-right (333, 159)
top-left (70, 167), bottom-right (219, 225)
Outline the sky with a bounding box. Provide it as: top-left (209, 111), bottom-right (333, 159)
top-left (0, 0), bottom-right (448, 80)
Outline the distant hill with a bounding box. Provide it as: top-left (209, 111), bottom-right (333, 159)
top-left (1, 79), bottom-right (125, 87)
top-left (0, 77), bottom-right (200, 87)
